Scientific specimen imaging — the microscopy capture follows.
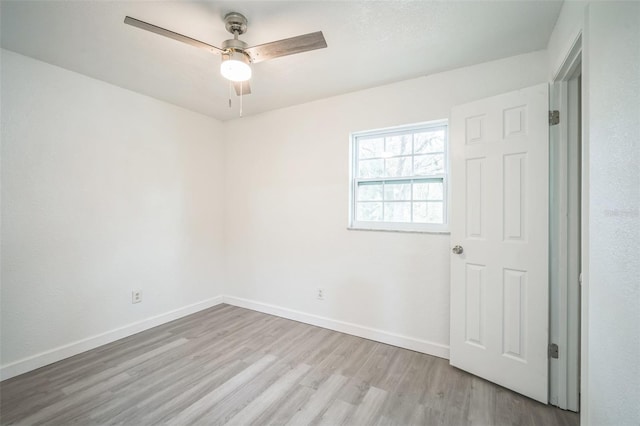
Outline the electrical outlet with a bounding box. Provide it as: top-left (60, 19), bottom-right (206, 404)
top-left (132, 290), bottom-right (142, 304)
top-left (316, 288), bottom-right (325, 300)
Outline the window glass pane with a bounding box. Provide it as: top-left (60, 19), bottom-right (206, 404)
top-left (413, 201), bottom-right (444, 223)
top-left (357, 202), bottom-right (383, 221)
top-left (384, 157), bottom-right (413, 177)
top-left (414, 129), bottom-right (445, 154)
top-left (414, 181), bottom-right (444, 201)
top-left (426, 201), bottom-right (444, 223)
top-left (357, 182), bottom-right (383, 201)
top-left (358, 137), bottom-right (384, 159)
top-left (414, 154), bottom-right (445, 175)
top-left (413, 202), bottom-right (428, 223)
top-left (358, 159), bottom-right (384, 178)
top-left (385, 134), bottom-right (412, 156)
top-left (384, 202), bottom-right (411, 222)
top-left (384, 182), bottom-right (411, 201)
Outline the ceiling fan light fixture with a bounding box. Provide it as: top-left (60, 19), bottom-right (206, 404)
top-left (125, 12), bottom-right (327, 97)
top-left (220, 51), bottom-right (252, 82)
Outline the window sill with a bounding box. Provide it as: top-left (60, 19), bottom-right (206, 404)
top-left (347, 226), bottom-right (450, 235)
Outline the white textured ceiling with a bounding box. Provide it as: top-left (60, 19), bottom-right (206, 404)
top-left (1, 1), bottom-right (562, 121)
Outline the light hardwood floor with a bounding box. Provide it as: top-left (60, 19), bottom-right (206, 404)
top-left (1, 304), bottom-right (579, 425)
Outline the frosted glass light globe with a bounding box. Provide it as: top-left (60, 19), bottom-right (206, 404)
top-left (220, 51), bottom-right (252, 82)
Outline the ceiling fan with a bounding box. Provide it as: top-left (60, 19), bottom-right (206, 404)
top-left (124, 12), bottom-right (327, 97)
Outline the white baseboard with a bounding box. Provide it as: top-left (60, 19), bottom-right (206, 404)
top-left (223, 296), bottom-right (450, 359)
top-left (2, 294), bottom-right (449, 381)
top-left (0, 296), bottom-right (224, 381)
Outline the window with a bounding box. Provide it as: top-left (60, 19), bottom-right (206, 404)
top-left (349, 120), bottom-right (449, 232)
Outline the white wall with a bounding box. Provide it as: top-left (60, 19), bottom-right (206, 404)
top-left (0, 50), bottom-right (226, 378)
top-left (584, 3), bottom-right (640, 425)
top-left (224, 50), bottom-right (548, 356)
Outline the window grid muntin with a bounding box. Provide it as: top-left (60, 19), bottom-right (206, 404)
top-left (355, 177), bottom-right (445, 224)
top-left (356, 127), bottom-right (446, 179)
top-left (351, 121), bottom-right (448, 231)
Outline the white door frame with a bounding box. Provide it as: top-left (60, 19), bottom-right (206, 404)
top-left (549, 33), bottom-right (582, 412)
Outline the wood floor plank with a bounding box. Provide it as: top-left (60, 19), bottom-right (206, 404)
top-left (16, 372), bottom-right (131, 425)
top-left (348, 385), bottom-right (388, 425)
top-left (337, 342), bottom-right (395, 405)
top-left (200, 360), bottom-right (305, 425)
top-left (440, 366), bottom-right (473, 426)
top-left (317, 398), bottom-right (354, 426)
top-left (376, 350), bottom-right (435, 422)
top-left (495, 387), bottom-right (534, 426)
top-left (407, 403), bottom-right (429, 425)
top-left (258, 384), bottom-right (316, 425)
top-left (467, 376), bottom-right (497, 426)
top-left (62, 337), bottom-right (188, 395)
top-left (300, 333), bottom-right (376, 390)
top-left (89, 345), bottom-right (255, 423)
top-left (0, 305), bottom-right (579, 426)
top-left (225, 363), bottom-right (311, 426)
top-left (166, 354), bottom-right (277, 425)
top-left (114, 357), bottom-right (250, 424)
top-left (285, 373), bottom-right (349, 425)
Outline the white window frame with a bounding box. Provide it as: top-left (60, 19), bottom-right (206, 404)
top-left (348, 120), bottom-right (450, 233)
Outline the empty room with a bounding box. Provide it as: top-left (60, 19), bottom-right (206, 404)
top-left (1, 1), bottom-right (638, 425)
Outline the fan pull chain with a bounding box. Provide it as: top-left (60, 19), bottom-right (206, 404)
top-left (227, 81), bottom-right (244, 118)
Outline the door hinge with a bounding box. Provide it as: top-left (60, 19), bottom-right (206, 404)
top-left (549, 110), bottom-right (560, 126)
top-left (548, 343), bottom-right (559, 359)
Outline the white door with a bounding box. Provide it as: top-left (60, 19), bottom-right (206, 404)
top-left (449, 83), bottom-right (549, 403)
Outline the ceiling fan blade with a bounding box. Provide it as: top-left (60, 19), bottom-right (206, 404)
top-left (245, 31), bottom-right (327, 64)
top-left (124, 16), bottom-right (223, 54)
top-left (234, 81), bottom-right (251, 96)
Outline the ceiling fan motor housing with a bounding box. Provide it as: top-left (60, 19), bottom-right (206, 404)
top-left (222, 38), bottom-right (248, 51)
top-left (222, 12), bottom-right (251, 62)
top-left (224, 12), bottom-right (248, 35)
top-left (222, 38), bottom-right (251, 64)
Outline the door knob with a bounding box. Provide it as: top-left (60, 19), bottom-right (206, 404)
top-left (452, 245), bottom-right (464, 254)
